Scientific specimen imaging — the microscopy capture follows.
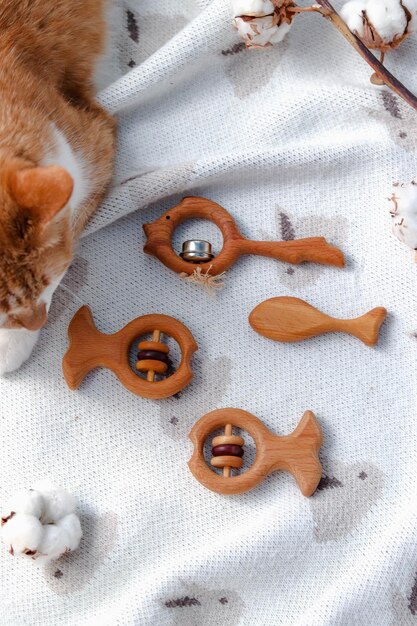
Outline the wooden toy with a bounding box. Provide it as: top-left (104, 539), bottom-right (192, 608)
top-left (249, 297), bottom-right (387, 346)
top-left (188, 408), bottom-right (323, 496)
top-left (143, 197), bottom-right (345, 277)
top-left (62, 306), bottom-right (197, 399)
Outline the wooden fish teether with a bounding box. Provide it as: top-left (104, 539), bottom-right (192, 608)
top-left (249, 297), bottom-right (387, 346)
top-left (143, 197), bottom-right (345, 278)
top-left (62, 306), bottom-right (197, 399)
top-left (188, 408), bottom-right (323, 496)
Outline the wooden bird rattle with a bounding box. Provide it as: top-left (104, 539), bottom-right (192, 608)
top-left (188, 408), bottom-right (323, 496)
top-left (143, 197), bottom-right (345, 277)
top-left (62, 306), bottom-right (198, 399)
top-left (249, 297), bottom-right (387, 346)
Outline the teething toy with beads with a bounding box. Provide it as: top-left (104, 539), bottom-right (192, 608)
top-left (143, 196), bottom-right (345, 278)
top-left (188, 408), bottom-right (323, 496)
top-left (62, 306), bottom-right (197, 399)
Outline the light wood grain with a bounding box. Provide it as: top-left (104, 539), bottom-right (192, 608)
top-left (212, 434), bottom-right (244, 447)
top-left (222, 423), bottom-right (233, 478)
top-left (62, 306), bottom-right (198, 399)
top-left (249, 297), bottom-right (387, 346)
top-left (188, 408), bottom-right (323, 496)
top-left (146, 329), bottom-right (161, 382)
top-left (211, 456), bottom-right (243, 469)
top-left (143, 197), bottom-right (345, 276)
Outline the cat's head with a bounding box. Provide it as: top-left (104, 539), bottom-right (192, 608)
top-left (0, 161), bottom-right (74, 331)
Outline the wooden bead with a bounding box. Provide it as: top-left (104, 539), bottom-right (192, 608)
top-left (137, 350), bottom-right (171, 365)
top-left (136, 359), bottom-right (168, 374)
top-left (212, 445), bottom-right (244, 457)
top-left (211, 455), bottom-right (243, 469)
top-left (212, 434), bottom-right (244, 447)
top-left (137, 340), bottom-right (169, 354)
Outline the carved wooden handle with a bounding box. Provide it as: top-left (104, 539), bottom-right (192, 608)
top-left (143, 197), bottom-right (345, 276)
top-left (239, 237), bottom-right (344, 266)
top-left (188, 408), bottom-right (323, 496)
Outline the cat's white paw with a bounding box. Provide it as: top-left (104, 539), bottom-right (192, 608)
top-left (0, 329), bottom-right (40, 375)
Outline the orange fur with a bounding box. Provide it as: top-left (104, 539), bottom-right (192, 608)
top-left (10, 166), bottom-right (74, 221)
top-left (0, 0), bottom-right (116, 330)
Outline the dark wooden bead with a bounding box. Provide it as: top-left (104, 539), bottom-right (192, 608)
top-left (137, 350), bottom-right (171, 366)
top-left (212, 444), bottom-right (244, 457)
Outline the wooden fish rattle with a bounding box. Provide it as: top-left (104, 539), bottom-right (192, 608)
top-left (249, 297), bottom-right (387, 346)
top-left (188, 408), bottom-right (323, 496)
top-left (143, 197), bottom-right (345, 277)
top-left (62, 306), bottom-right (198, 399)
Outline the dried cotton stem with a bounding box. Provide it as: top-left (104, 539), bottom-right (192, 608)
top-left (309, 0), bottom-right (417, 110)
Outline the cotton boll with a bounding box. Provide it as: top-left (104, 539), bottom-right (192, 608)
top-left (340, 1), bottom-right (368, 38)
top-left (233, 0), bottom-right (294, 48)
top-left (2, 489), bottom-right (44, 520)
top-left (1, 514), bottom-right (43, 556)
top-left (1, 484), bottom-right (82, 562)
top-left (40, 490), bottom-right (76, 524)
top-left (234, 14), bottom-right (292, 47)
top-left (35, 515), bottom-right (82, 563)
top-left (56, 514), bottom-right (83, 552)
top-left (232, 0), bottom-right (275, 17)
top-left (268, 20), bottom-right (291, 45)
top-left (36, 525), bottom-right (71, 562)
top-left (34, 481), bottom-right (76, 523)
top-left (341, 0), bottom-right (416, 48)
top-left (365, 0), bottom-right (407, 43)
top-left (390, 181), bottom-right (417, 250)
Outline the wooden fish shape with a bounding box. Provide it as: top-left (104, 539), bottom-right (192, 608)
top-left (188, 408), bottom-right (323, 496)
top-left (249, 297), bottom-right (387, 346)
top-left (143, 197), bottom-right (345, 278)
top-left (62, 306), bottom-right (197, 399)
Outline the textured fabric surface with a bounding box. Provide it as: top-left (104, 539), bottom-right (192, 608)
top-left (1, 1), bottom-right (417, 624)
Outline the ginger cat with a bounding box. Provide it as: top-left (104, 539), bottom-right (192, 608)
top-left (0, 0), bottom-right (115, 374)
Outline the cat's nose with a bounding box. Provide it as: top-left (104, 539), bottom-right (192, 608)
top-left (18, 303), bottom-right (48, 331)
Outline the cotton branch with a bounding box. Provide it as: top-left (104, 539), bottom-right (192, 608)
top-left (233, 0), bottom-right (417, 111)
top-left (304, 0), bottom-right (417, 111)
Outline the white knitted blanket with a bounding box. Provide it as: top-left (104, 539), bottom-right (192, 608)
top-left (1, 1), bottom-right (417, 624)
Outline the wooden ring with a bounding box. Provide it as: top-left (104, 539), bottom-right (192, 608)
top-left (188, 408), bottom-right (323, 496)
top-left (143, 197), bottom-right (241, 276)
top-left (143, 197), bottom-right (345, 277)
top-left (62, 306), bottom-right (198, 399)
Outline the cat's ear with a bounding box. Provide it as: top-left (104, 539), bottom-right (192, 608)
top-left (10, 165), bottom-right (73, 223)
